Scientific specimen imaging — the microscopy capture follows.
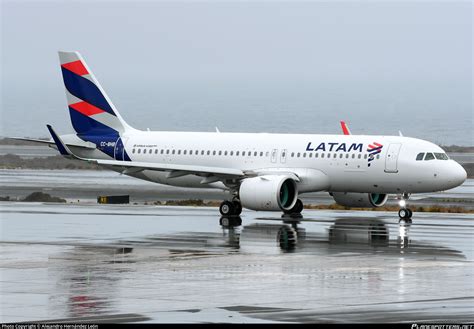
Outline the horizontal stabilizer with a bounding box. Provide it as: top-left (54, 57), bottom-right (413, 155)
top-left (7, 137), bottom-right (96, 149)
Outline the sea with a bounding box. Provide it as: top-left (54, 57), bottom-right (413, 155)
top-left (1, 79), bottom-right (472, 146)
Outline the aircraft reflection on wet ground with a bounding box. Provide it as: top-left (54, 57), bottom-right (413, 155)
top-left (105, 216), bottom-right (465, 260)
top-left (1, 203), bottom-right (473, 323)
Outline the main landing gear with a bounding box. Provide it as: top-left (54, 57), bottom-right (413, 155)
top-left (219, 200), bottom-right (242, 216)
top-left (282, 199), bottom-right (304, 219)
top-left (398, 193), bottom-right (413, 222)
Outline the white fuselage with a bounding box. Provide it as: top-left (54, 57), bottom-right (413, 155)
top-left (78, 131), bottom-right (466, 195)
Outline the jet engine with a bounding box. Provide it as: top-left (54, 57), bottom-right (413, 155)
top-left (331, 192), bottom-right (388, 208)
top-left (239, 175), bottom-right (298, 211)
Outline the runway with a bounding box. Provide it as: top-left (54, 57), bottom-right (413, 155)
top-left (1, 203), bottom-right (473, 323)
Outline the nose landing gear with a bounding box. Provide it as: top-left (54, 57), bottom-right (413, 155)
top-left (398, 193), bottom-right (413, 222)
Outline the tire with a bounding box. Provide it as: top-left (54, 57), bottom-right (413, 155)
top-left (232, 201), bottom-right (242, 215)
top-left (293, 199), bottom-right (304, 213)
top-left (219, 201), bottom-right (234, 216)
top-left (407, 208), bottom-right (413, 218)
top-left (398, 208), bottom-right (408, 219)
top-left (285, 199), bottom-right (303, 214)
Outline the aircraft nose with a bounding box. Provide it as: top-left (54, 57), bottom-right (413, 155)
top-left (449, 161), bottom-right (467, 187)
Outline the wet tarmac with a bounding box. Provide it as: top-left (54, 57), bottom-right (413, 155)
top-left (1, 203), bottom-right (473, 323)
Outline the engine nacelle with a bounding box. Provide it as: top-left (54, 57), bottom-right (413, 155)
top-left (331, 192), bottom-right (388, 208)
top-left (240, 175), bottom-right (298, 211)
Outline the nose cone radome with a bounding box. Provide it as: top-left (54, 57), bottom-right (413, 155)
top-left (448, 161), bottom-right (467, 188)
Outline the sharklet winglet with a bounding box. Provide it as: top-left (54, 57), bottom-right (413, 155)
top-left (46, 125), bottom-right (72, 156)
top-left (46, 125), bottom-right (94, 163)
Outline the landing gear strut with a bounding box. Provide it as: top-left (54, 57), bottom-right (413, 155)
top-left (398, 193), bottom-right (413, 222)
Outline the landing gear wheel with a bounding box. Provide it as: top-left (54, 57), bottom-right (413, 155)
top-left (232, 201), bottom-right (242, 215)
top-left (398, 208), bottom-right (413, 222)
top-left (219, 201), bottom-right (234, 216)
top-left (284, 199), bottom-right (303, 215)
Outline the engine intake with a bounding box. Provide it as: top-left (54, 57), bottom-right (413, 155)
top-left (331, 192), bottom-right (388, 208)
top-left (240, 175), bottom-right (298, 211)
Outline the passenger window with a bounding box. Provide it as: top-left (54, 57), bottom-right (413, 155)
top-left (132, 149), bottom-right (136, 154)
top-left (254, 151), bottom-right (257, 156)
top-left (137, 149), bottom-right (141, 154)
top-left (172, 150), bottom-right (175, 155)
top-left (184, 150), bottom-right (187, 155)
top-left (351, 154), bottom-right (355, 159)
top-left (358, 154), bottom-right (361, 159)
top-left (425, 153), bottom-right (435, 161)
top-left (213, 150), bottom-right (216, 155)
top-left (321, 153), bottom-right (325, 158)
top-left (166, 150), bottom-right (170, 154)
top-left (161, 150), bottom-right (164, 154)
top-left (364, 154), bottom-right (367, 159)
top-left (376, 154), bottom-right (380, 159)
top-left (236, 151), bottom-right (239, 156)
top-left (242, 151), bottom-right (245, 156)
top-left (291, 152), bottom-right (294, 157)
top-left (265, 151), bottom-right (269, 157)
top-left (303, 153), bottom-right (306, 158)
top-left (178, 150), bottom-right (181, 155)
top-left (155, 149), bottom-right (158, 154)
top-left (149, 149), bottom-right (153, 154)
top-left (416, 153), bottom-right (424, 161)
top-left (219, 151), bottom-right (222, 155)
top-left (260, 152), bottom-right (263, 157)
top-left (207, 150), bottom-right (210, 155)
top-left (230, 151), bottom-right (234, 156)
top-left (200, 150), bottom-right (204, 155)
top-left (189, 150), bottom-right (193, 155)
top-left (315, 153), bottom-right (318, 158)
top-left (345, 154), bottom-right (349, 158)
top-left (309, 153), bottom-right (313, 158)
top-left (333, 153), bottom-right (337, 158)
top-left (339, 154), bottom-right (343, 158)
top-left (297, 153), bottom-right (300, 158)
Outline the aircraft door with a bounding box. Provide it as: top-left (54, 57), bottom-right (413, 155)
top-left (114, 137), bottom-right (125, 161)
top-left (271, 149), bottom-right (278, 163)
top-left (385, 143), bottom-right (402, 173)
top-left (280, 149), bottom-right (287, 163)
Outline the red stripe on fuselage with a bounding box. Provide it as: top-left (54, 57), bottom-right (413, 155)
top-left (69, 101), bottom-right (105, 116)
top-left (61, 60), bottom-right (89, 76)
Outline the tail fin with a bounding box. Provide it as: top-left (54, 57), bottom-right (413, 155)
top-left (58, 51), bottom-right (133, 136)
top-left (340, 121), bottom-right (351, 135)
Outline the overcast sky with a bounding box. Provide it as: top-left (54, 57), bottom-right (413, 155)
top-left (1, 0), bottom-right (472, 143)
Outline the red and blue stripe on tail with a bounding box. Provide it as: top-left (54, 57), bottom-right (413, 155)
top-left (58, 51), bottom-right (132, 161)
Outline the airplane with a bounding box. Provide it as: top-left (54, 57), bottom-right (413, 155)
top-left (13, 51), bottom-right (467, 221)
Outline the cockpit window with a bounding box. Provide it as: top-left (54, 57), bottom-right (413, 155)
top-left (434, 153), bottom-right (449, 160)
top-left (424, 152), bottom-right (435, 161)
top-left (416, 153), bottom-right (424, 161)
